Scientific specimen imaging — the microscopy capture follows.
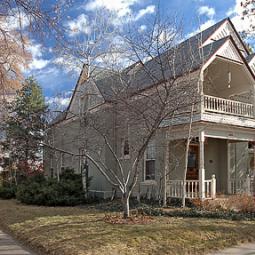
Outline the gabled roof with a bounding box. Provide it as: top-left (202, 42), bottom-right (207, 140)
top-left (94, 27), bottom-right (231, 101)
top-left (199, 18), bottom-right (228, 44)
top-left (53, 18), bottom-right (255, 124)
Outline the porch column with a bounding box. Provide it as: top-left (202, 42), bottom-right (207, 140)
top-left (199, 131), bottom-right (205, 199)
top-left (253, 83), bottom-right (255, 118)
top-left (163, 141), bottom-right (169, 207)
top-left (199, 70), bottom-right (204, 115)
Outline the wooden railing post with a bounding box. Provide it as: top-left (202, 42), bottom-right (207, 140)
top-left (246, 174), bottom-right (251, 195)
top-left (199, 131), bottom-right (205, 200)
top-left (163, 141), bottom-right (169, 206)
top-left (201, 94), bottom-right (204, 114)
top-left (211, 175), bottom-right (216, 199)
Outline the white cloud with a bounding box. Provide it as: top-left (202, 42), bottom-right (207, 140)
top-left (134, 5), bottom-right (155, 21)
top-left (67, 14), bottom-right (91, 36)
top-left (27, 43), bottom-right (50, 70)
top-left (84, 0), bottom-right (139, 17)
top-left (84, 0), bottom-right (155, 24)
top-left (46, 96), bottom-right (71, 107)
top-left (0, 10), bottom-right (29, 31)
top-left (54, 56), bottom-right (82, 74)
top-left (187, 19), bottom-right (215, 38)
top-left (28, 44), bottom-right (43, 58)
top-left (29, 59), bottom-right (49, 70)
top-left (227, 0), bottom-right (255, 36)
top-left (139, 25), bottom-right (147, 32)
top-left (199, 19), bottom-right (216, 31)
top-left (198, 6), bottom-right (215, 18)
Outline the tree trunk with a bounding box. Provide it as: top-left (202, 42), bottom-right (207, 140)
top-left (82, 168), bottom-right (88, 200)
top-left (122, 193), bottom-right (130, 218)
top-left (182, 104), bottom-right (194, 208)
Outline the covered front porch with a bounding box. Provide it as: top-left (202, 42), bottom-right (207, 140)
top-left (165, 125), bottom-right (255, 200)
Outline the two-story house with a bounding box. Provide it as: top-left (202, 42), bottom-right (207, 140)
top-left (45, 18), bottom-right (255, 200)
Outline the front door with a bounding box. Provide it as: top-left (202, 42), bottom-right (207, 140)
top-left (187, 144), bottom-right (199, 180)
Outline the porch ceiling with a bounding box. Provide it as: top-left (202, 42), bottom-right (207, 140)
top-left (203, 58), bottom-right (254, 99)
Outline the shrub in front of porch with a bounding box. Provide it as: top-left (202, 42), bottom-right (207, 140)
top-left (226, 194), bottom-right (255, 213)
top-left (197, 194), bottom-right (255, 213)
top-left (141, 206), bottom-right (255, 221)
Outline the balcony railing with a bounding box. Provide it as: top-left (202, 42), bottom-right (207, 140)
top-left (204, 95), bottom-right (254, 118)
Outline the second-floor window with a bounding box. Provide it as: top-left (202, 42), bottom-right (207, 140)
top-left (121, 138), bottom-right (130, 159)
top-left (145, 140), bottom-right (156, 180)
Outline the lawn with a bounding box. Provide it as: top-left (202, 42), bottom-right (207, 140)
top-left (0, 199), bottom-right (255, 255)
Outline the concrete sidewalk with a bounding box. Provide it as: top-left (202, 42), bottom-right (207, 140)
top-left (209, 242), bottom-right (255, 255)
top-left (0, 231), bottom-right (33, 255)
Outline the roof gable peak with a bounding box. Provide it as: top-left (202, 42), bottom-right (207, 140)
top-left (201, 18), bottom-right (249, 56)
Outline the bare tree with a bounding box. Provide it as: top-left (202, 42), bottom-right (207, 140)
top-left (45, 12), bottom-right (203, 218)
top-left (182, 104), bottom-right (194, 207)
top-left (241, 1), bottom-right (255, 31)
top-left (0, 0), bottom-right (68, 93)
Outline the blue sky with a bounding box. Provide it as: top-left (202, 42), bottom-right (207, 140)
top-left (22, 0), bottom-right (254, 107)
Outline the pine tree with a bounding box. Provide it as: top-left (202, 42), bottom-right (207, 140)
top-left (5, 77), bottom-right (47, 180)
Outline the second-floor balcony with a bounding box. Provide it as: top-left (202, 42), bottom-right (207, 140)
top-left (203, 95), bottom-right (254, 118)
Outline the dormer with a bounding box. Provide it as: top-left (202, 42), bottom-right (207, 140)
top-left (202, 19), bottom-right (249, 58)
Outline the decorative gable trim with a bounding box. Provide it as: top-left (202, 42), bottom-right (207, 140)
top-left (249, 57), bottom-right (255, 74)
top-left (216, 40), bottom-right (243, 63)
top-left (202, 37), bottom-right (255, 81)
top-left (202, 19), bottom-right (248, 57)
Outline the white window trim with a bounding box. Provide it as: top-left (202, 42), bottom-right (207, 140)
top-left (144, 140), bottom-right (156, 181)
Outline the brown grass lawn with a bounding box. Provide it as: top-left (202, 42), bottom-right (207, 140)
top-left (0, 199), bottom-right (255, 255)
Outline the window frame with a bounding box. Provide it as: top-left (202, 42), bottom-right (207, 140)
top-left (144, 140), bottom-right (156, 181)
top-left (121, 137), bottom-right (130, 159)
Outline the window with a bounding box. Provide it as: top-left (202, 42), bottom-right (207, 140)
top-left (123, 139), bottom-right (130, 158)
top-left (121, 121), bottom-right (130, 159)
top-left (145, 141), bottom-right (156, 180)
top-left (248, 141), bottom-right (255, 150)
top-left (188, 151), bottom-right (197, 168)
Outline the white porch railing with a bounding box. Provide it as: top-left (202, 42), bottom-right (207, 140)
top-left (166, 175), bottom-right (216, 199)
top-left (204, 95), bottom-right (254, 118)
top-left (229, 175), bottom-right (253, 195)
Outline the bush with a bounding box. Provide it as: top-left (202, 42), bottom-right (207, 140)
top-left (0, 184), bottom-right (16, 199)
top-left (16, 168), bottom-right (87, 206)
top-left (167, 197), bottom-right (196, 208)
top-left (193, 194), bottom-right (255, 213)
top-left (140, 207), bottom-right (255, 221)
top-left (226, 194), bottom-right (255, 213)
